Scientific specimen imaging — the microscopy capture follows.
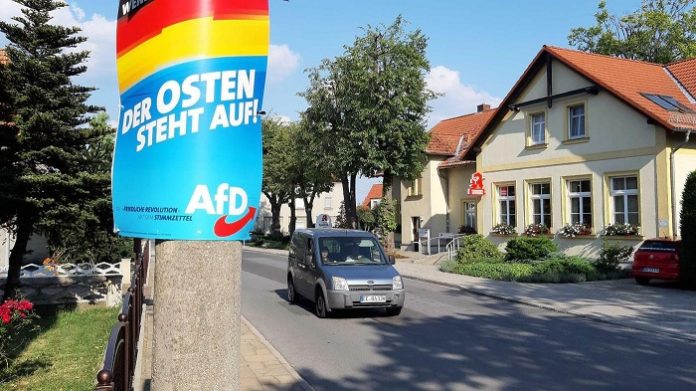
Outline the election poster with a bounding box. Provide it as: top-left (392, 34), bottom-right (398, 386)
top-left (112, 0), bottom-right (269, 240)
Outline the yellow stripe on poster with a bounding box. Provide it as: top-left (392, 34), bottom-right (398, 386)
top-left (117, 17), bottom-right (269, 92)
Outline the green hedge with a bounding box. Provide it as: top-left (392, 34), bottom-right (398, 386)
top-left (504, 237), bottom-right (558, 261)
top-left (441, 254), bottom-right (629, 283)
top-left (456, 234), bottom-right (503, 263)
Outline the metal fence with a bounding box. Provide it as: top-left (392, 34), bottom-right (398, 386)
top-left (95, 239), bottom-right (150, 391)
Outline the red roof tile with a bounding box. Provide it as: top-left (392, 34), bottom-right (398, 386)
top-left (545, 46), bottom-right (696, 132)
top-left (361, 184), bottom-right (383, 207)
top-left (0, 49), bottom-right (8, 65)
top-left (426, 109), bottom-right (496, 156)
top-left (667, 57), bottom-right (696, 100)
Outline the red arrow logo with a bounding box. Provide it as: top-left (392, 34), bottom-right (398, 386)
top-left (213, 207), bottom-right (257, 237)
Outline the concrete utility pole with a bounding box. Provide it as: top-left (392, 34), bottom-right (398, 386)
top-left (152, 241), bottom-right (242, 390)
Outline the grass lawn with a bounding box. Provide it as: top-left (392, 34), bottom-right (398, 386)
top-left (0, 305), bottom-right (117, 391)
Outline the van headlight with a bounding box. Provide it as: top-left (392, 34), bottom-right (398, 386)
top-left (332, 276), bottom-right (349, 291)
top-left (392, 276), bottom-right (403, 290)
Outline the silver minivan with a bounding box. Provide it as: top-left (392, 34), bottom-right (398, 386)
top-left (287, 228), bottom-right (406, 318)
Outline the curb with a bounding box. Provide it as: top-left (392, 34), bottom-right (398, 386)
top-left (241, 316), bottom-right (315, 391)
top-left (400, 272), bottom-right (696, 343)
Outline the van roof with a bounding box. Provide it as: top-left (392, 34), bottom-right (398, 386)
top-left (294, 228), bottom-right (376, 238)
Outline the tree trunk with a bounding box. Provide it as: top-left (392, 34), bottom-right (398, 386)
top-left (264, 191), bottom-right (283, 240)
top-left (340, 175), bottom-right (354, 228)
top-left (349, 173), bottom-right (358, 229)
top-left (381, 172), bottom-right (396, 253)
top-left (288, 198), bottom-right (297, 236)
top-left (3, 220), bottom-right (33, 301)
top-left (303, 191), bottom-right (316, 228)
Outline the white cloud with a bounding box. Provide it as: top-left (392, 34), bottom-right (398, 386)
top-left (425, 65), bottom-right (501, 128)
top-left (268, 44), bottom-right (301, 83)
top-left (0, 2), bottom-right (116, 80)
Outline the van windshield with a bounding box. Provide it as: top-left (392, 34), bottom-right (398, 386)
top-left (318, 237), bottom-right (387, 265)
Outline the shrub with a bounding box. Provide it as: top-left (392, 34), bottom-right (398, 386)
top-left (456, 234), bottom-right (503, 263)
top-left (595, 241), bottom-right (633, 271)
top-left (504, 237), bottom-right (558, 261)
top-left (533, 255), bottom-right (597, 282)
top-left (0, 298), bottom-right (38, 367)
top-left (680, 170), bottom-right (696, 286)
top-left (524, 223), bottom-right (549, 236)
top-left (452, 262), bottom-right (535, 281)
top-left (492, 223), bottom-right (516, 235)
top-left (357, 205), bottom-right (375, 231)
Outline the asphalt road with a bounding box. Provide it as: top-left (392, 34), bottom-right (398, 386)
top-left (241, 250), bottom-right (696, 391)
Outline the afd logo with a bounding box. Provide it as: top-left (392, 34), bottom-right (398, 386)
top-left (185, 184), bottom-right (256, 237)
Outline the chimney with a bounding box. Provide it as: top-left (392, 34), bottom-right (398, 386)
top-left (477, 103), bottom-right (491, 113)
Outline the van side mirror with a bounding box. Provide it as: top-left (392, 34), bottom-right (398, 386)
top-left (388, 255), bottom-right (396, 265)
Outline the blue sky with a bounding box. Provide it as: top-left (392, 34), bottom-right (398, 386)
top-left (0, 0), bottom-right (641, 202)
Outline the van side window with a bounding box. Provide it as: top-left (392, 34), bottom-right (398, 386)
top-left (306, 239), bottom-right (314, 264)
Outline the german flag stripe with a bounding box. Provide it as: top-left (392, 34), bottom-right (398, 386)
top-left (117, 0), bottom-right (268, 57)
top-left (116, 17), bottom-right (269, 92)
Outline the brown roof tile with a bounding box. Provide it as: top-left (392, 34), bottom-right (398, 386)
top-left (426, 109), bottom-right (496, 156)
top-left (0, 49), bottom-right (8, 65)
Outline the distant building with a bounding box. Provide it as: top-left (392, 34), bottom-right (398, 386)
top-left (361, 184), bottom-right (383, 209)
top-left (255, 182), bottom-right (345, 234)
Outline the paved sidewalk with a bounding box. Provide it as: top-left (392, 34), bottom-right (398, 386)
top-left (244, 245), bottom-right (696, 342)
top-left (241, 317), bottom-right (313, 391)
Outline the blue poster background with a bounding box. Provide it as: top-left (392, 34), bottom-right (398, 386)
top-left (112, 57), bottom-right (266, 240)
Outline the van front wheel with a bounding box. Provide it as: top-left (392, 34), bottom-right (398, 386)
top-left (287, 277), bottom-right (299, 304)
top-left (315, 291), bottom-right (328, 318)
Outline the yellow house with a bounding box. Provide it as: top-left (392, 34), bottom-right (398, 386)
top-left (396, 104), bottom-right (495, 251)
top-left (464, 46), bottom-right (696, 257)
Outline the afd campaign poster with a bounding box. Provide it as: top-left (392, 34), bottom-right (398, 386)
top-left (112, 0), bottom-right (269, 240)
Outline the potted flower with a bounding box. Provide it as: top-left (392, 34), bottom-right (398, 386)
top-left (602, 223), bottom-right (640, 236)
top-left (559, 223), bottom-right (592, 238)
top-left (492, 223), bottom-right (516, 235)
top-left (524, 223), bottom-right (550, 237)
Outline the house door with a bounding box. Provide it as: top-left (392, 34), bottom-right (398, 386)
top-left (412, 216), bottom-right (421, 250)
top-left (463, 201), bottom-right (477, 232)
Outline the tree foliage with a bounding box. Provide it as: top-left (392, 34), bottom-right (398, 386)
top-left (0, 0), bottom-right (115, 299)
top-left (373, 197), bottom-right (398, 240)
top-left (680, 170), bottom-right (696, 286)
top-left (261, 117), bottom-right (293, 238)
top-left (569, 0), bottom-right (696, 64)
top-left (357, 205), bottom-right (375, 231)
top-left (302, 16), bottom-right (433, 227)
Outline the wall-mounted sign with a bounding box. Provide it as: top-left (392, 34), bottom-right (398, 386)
top-left (112, 0), bottom-right (269, 240)
top-left (316, 214), bottom-right (333, 228)
top-left (467, 172), bottom-right (486, 196)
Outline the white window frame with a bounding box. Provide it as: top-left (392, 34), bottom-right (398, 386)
top-left (568, 104), bottom-right (586, 139)
top-left (324, 196), bottom-right (332, 210)
top-left (567, 179), bottom-right (592, 226)
top-left (530, 182), bottom-right (552, 227)
top-left (463, 200), bottom-right (477, 230)
top-left (530, 112), bottom-right (546, 145)
top-left (497, 185), bottom-right (516, 226)
top-left (610, 176), bottom-right (639, 225)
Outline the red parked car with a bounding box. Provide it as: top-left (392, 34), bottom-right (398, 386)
top-left (632, 239), bottom-right (681, 285)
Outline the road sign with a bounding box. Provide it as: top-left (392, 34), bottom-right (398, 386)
top-left (112, 0), bottom-right (269, 240)
top-left (316, 214), bottom-right (332, 228)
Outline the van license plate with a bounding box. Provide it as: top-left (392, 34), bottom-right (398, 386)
top-left (642, 267), bottom-right (660, 273)
top-left (361, 295), bottom-right (386, 303)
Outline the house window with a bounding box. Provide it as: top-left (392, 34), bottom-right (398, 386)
top-left (610, 176), bottom-right (639, 225)
top-left (530, 182), bottom-right (551, 227)
top-left (497, 185), bottom-right (516, 226)
top-left (568, 104), bottom-right (586, 139)
top-left (324, 197), bottom-right (332, 210)
top-left (370, 199), bottom-right (380, 209)
top-left (407, 177), bottom-right (422, 197)
top-left (568, 179), bottom-right (591, 226)
top-left (530, 112), bottom-right (546, 145)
